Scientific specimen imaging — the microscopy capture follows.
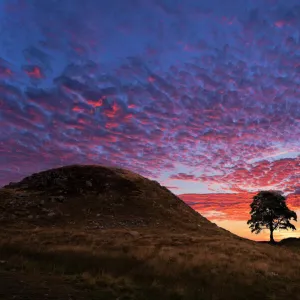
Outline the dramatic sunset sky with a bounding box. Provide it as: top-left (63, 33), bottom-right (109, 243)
top-left (0, 0), bottom-right (299, 241)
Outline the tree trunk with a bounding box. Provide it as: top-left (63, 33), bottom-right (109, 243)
top-left (270, 228), bottom-right (275, 243)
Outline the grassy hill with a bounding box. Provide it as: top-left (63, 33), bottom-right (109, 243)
top-left (1, 165), bottom-right (300, 300)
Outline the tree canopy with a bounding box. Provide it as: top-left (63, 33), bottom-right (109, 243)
top-left (247, 191), bottom-right (297, 243)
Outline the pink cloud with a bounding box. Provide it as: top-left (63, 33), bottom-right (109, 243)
top-left (24, 66), bottom-right (43, 79)
top-left (169, 173), bottom-right (199, 182)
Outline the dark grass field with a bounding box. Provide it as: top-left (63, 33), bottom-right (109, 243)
top-left (1, 165), bottom-right (300, 300)
top-left (1, 225), bottom-right (300, 300)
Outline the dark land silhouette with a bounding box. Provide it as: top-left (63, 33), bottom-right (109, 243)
top-left (1, 165), bottom-right (300, 300)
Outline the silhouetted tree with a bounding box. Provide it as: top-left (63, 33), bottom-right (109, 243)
top-left (247, 191), bottom-right (297, 243)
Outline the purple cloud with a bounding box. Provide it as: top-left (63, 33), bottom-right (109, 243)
top-left (0, 0), bottom-right (298, 199)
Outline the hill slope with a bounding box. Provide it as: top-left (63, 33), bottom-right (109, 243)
top-left (1, 164), bottom-right (219, 232)
top-left (1, 165), bottom-right (300, 300)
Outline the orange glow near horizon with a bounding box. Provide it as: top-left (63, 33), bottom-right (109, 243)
top-left (180, 193), bottom-right (300, 241)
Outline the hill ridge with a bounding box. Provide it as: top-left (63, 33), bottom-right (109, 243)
top-left (1, 164), bottom-right (220, 232)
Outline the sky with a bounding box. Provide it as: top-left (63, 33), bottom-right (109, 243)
top-left (0, 0), bottom-right (299, 241)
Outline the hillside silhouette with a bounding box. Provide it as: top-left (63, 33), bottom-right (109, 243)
top-left (1, 165), bottom-right (300, 300)
top-left (1, 164), bottom-right (222, 232)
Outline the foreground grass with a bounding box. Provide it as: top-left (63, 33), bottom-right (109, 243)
top-left (1, 226), bottom-right (300, 299)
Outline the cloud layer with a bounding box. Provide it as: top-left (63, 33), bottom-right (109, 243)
top-left (180, 193), bottom-right (300, 221)
top-left (0, 0), bottom-right (299, 201)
